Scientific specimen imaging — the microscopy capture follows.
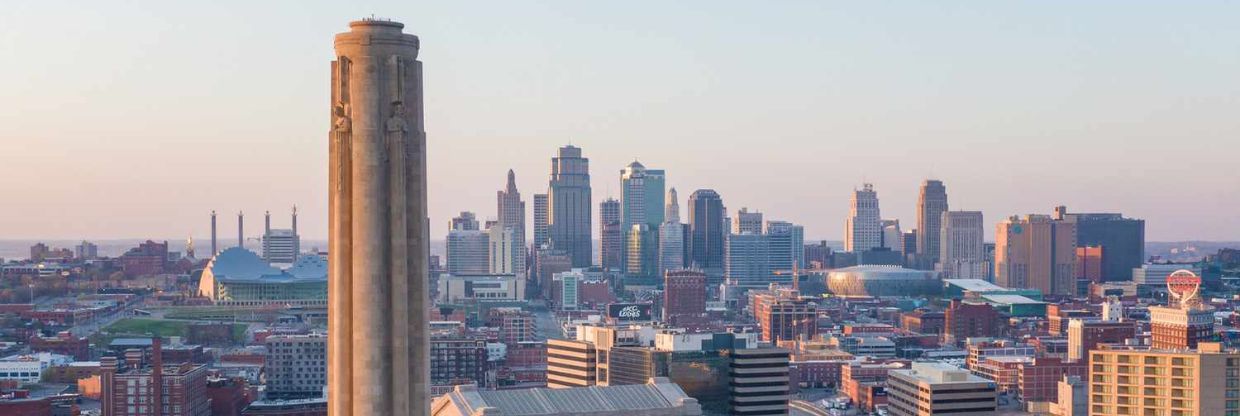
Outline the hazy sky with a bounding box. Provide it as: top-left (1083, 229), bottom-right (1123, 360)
top-left (2, 1), bottom-right (1238, 243)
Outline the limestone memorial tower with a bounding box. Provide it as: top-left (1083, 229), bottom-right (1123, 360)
top-left (328, 19), bottom-right (430, 416)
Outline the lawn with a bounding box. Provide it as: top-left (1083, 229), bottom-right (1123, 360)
top-left (92, 318), bottom-right (249, 346)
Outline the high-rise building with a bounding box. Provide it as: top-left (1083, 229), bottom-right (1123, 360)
top-left (753, 290), bottom-right (818, 342)
top-left (449, 211), bottom-right (479, 231)
top-left (620, 161), bottom-right (666, 230)
top-left (429, 335), bottom-right (489, 390)
top-left (1088, 343), bottom-right (1240, 416)
top-left (265, 334), bottom-right (327, 400)
top-left (626, 224), bottom-right (658, 280)
top-left (916, 180), bottom-right (949, 265)
top-left (995, 210), bottom-right (1077, 295)
top-left (1149, 306), bottom-right (1215, 350)
top-left (732, 207), bottom-right (764, 234)
top-left (1061, 208), bottom-right (1145, 282)
top-left (728, 348), bottom-right (791, 416)
top-left (1066, 319), bottom-right (1135, 362)
top-left (725, 232), bottom-right (771, 286)
top-left (327, 20), bottom-right (430, 416)
top-left (881, 219), bottom-right (903, 253)
top-left (658, 219), bottom-right (685, 277)
top-left (845, 183), bottom-right (882, 252)
top-left (488, 224), bottom-right (520, 275)
top-left (621, 161), bottom-right (664, 276)
top-left (262, 208), bottom-right (300, 264)
top-left (546, 339), bottom-right (597, 389)
top-left (1076, 246), bottom-right (1104, 283)
top-left (76, 240), bottom-right (99, 260)
top-left (447, 212), bottom-right (490, 275)
top-left (533, 193), bottom-right (549, 248)
top-left (549, 145), bottom-right (593, 267)
top-left (496, 169), bottom-right (526, 274)
top-left (664, 187), bottom-right (680, 223)
top-left (99, 352), bottom-right (211, 416)
top-left (600, 198), bottom-right (623, 270)
top-left (663, 269), bottom-right (707, 322)
top-left (688, 190), bottom-right (726, 281)
top-left (887, 362), bottom-right (997, 416)
top-left (766, 220), bottom-right (805, 272)
top-left (940, 211), bottom-right (985, 279)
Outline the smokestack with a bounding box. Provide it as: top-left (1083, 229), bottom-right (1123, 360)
top-left (210, 211), bottom-right (217, 256)
top-left (265, 210), bottom-right (272, 235)
top-left (238, 212), bottom-right (244, 248)
top-left (292, 205), bottom-right (298, 236)
top-left (151, 336), bottom-right (163, 416)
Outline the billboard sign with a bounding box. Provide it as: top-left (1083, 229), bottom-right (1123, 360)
top-left (607, 303), bottom-right (653, 321)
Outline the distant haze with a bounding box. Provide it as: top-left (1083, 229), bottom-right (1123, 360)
top-left (1, 1), bottom-right (1238, 242)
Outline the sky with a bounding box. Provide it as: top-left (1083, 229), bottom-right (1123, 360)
top-left (1, 1), bottom-right (1238, 243)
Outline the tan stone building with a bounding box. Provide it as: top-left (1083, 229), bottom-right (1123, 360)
top-left (1087, 342), bottom-right (1240, 416)
top-left (887, 362), bottom-right (997, 416)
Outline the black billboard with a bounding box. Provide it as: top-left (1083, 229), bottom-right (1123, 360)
top-left (607, 303), bottom-right (653, 321)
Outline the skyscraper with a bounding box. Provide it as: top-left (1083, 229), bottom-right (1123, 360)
top-left (549, 145), bottom-right (592, 267)
top-left (533, 193), bottom-right (549, 248)
top-left (688, 189), bottom-right (726, 281)
top-left (626, 223), bottom-right (658, 280)
top-left (995, 210), bottom-right (1077, 296)
top-left (845, 183), bottom-right (881, 252)
top-left (658, 188), bottom-right (685, 276)
top-left (940, 211), bottom-right (985, 279)
top-left (496, 169), bottom-right (526, 274)
top-left (1060, 208), bottom-right (1145, 282)
top-left (328, 19), bottom-right (429, 416)
top-left (732, 207), bottom-right (764, 234)
top-left (917, 180), bottom-right (949, 266)
top-left (488, 224), bottom-right (519, 275)
top-left (599, 198), bottom-right (623, 270)
top-left (663, 269), bottom-right (706, 322)
top-left (881, 219), bottom-right (903, 253)
top-left (448, 212), bottom-right (490, 275)
top-left (262, 208), bottom-right (300, 264)
top-left (766, 220), bottom-right (805, 272)
top-left (621, 161), bottom-right (665, 277)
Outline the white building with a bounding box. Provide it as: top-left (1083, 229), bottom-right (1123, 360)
top-left (0, 353), bottom-right (72, 383)
top-left (1132, 263), bottom-right (1201, 286)
top-left (446, 229), bottom-right (490, 275)
top-left (940, 211), bottom-right (985, 279)
top-left (436, 274), bottom-right (525, 303)
top-left (845, 183), bottom-right (882, 252)
top-left (488, 224), bottom-right (520, 276)
top-left (881, 219), bottom-right (903, 253)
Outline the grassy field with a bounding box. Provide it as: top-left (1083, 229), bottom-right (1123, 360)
top-left (92, 318), bottom-right (247, 346)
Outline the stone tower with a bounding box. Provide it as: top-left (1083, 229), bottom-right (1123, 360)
top-left (328, 19), bottom-right (430, 416)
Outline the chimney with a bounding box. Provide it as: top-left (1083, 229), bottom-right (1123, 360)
top-left (238, 212), bottom-right (245, 248)
top-left (210, 211), bottom-right (218, 256)
top-left (265, 211), bottom-right (271, 235)
top-left (152, 336), bottom-right (163, 416)
top-left (292, 205), bottom-right (298, 236)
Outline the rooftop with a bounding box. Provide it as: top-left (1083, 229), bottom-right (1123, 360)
top-left (433, 379), bottom-right (700, 416)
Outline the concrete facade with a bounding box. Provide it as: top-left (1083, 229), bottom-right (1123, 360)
top-left (328, 19), bottom-right (430, 416)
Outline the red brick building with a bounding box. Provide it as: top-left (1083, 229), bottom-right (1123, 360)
top-left (663, 270), bottom-right (706, 323)
top-left (900, 310), bottom-right (945, 335)
top-left (753, 291), bottom-right (818, 342)
top-left (1015, 357), bottom-right (1086, 402)
top-left (944, 300), bottom-right (1002, 344)
top-left (119, 240), bottom-right (169, 277)
top-left (30, 332), bottom-right (90, 360)
top-left (207, 377), bottom-right (249, 416)
top-left (99, 348), bottom-right (210, 416)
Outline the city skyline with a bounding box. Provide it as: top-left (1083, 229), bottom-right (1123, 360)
top-left (3, 1), bottom-right (1240, 242)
